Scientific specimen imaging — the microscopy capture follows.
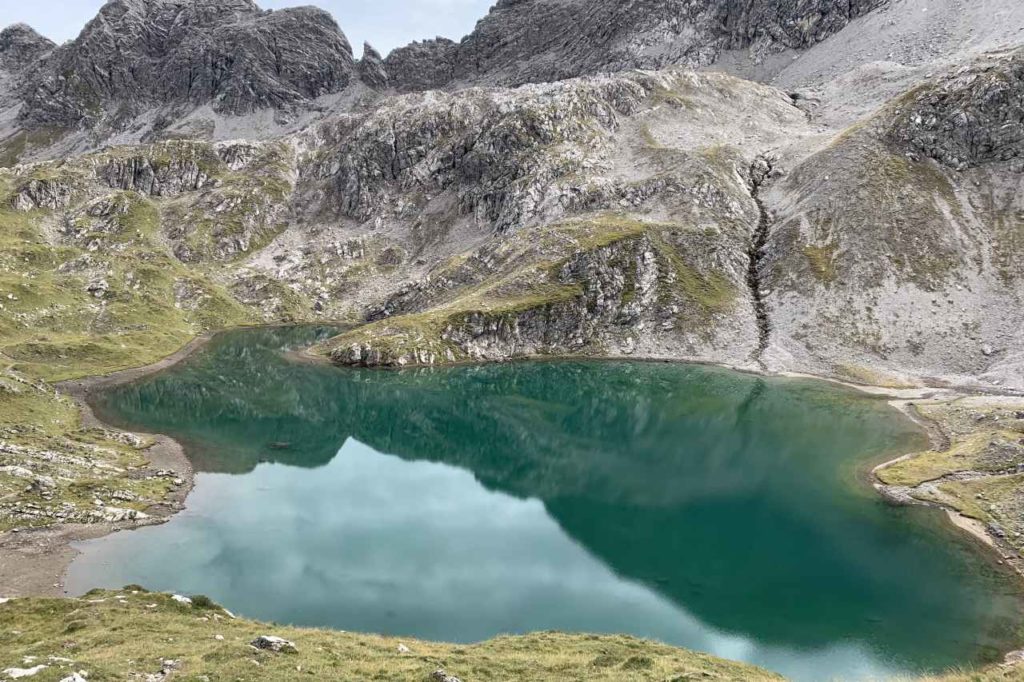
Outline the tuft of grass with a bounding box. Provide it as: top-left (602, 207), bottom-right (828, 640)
top-left (638, 124), bottom-right (662, 149)
top-left (802, 242), bottom-right (839, 284)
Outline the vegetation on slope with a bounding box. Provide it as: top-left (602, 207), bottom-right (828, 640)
top-left (0, 590), bottom-right (783, 682)
top-left (877, 398), bottom-right (1024, 561)
top-left (321, 213), bottom-right (740, 367)
top-left (0, 146), bottom-right (312, 532)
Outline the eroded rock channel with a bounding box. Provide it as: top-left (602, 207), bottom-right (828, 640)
top-left (746, 156), bottom-right (775, 367)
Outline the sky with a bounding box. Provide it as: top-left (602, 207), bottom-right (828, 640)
top-left (0, 0), bottom-right (494, 56)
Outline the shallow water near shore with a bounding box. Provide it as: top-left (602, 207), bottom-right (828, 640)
top-left (67, 326), bottom-right (1024, 681)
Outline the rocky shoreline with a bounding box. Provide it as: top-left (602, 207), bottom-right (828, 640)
top-left (872, 396), bottom-right (1024, 585)
top-left (0, 336), bottom-right (210, 598)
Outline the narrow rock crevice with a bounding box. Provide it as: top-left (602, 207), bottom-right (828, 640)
top-left (746, 156), bottom-right (774, 368)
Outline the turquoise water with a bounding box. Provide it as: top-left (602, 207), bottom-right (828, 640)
top-left (66, 326), bottom-right (1024, 680)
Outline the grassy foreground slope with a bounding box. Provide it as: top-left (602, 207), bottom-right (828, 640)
top-left (3, 590), bottom-right (1024, 681)
top-left (0, 590), bottom-right (782, 682)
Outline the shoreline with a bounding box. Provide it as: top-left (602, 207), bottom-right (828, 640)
top-left (871, 398), bottom-right (1024, 585)
top-left (0, 333), bottom-right (214, 598)
top-left (4, 325), bottom-right (1022, 607)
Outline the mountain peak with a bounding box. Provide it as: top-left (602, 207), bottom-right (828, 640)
top-left (0, 23), bottom-right (55, 72)
top-left (17, 0), bottom-right (360, 129)
top-left (359, 42), bottom-right (389, 88)
top-left (384, 0), bottom-right (885, 90)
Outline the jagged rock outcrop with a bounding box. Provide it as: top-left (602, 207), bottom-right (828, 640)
top-left (300, 75), bottom-right (652, 231)
top-left (0, 24), bottom-right (54, 73)
top-left (889, 49), bottom-right (1024, 170)
top-left (329, 234), bottom-right (674, 367)
top-left (98, 144), bottom-right (223, 197)
top-left (9, 176), bottom-right (77, 211)
top-left (382, 39), bottom-right (457, 92)
top-left (358, 43), bottom-right (389, 89)
top-left (17, 0), bottom-right (362, 129)
top-left (385, 0), bottom-right (886, 90)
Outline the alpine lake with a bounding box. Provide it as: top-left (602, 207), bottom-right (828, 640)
top-left (66, 326), bottom-right (1024, 681)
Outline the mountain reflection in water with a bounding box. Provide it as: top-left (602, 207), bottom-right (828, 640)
top-left (68, 326), bottom-right (1024, 682)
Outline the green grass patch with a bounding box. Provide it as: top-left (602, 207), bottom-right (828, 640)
top-left (0, 591), bottom-right (783, 681)
top-left (803, 242), bottom-right (839, 284)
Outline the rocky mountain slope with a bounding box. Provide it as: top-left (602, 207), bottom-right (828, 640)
top-left (383, 0), bottom-right (885, 91)
top-left (0, 0), bottom-right (1018, 387)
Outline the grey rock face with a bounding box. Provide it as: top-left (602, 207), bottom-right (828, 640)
top-left (18, 0), bottom-right (360, 129)
top-left (301, 75), bottom-right (652, 232)
top-left (9, 177), bottom-right (77, 211)
top-left (358, 42), bottom-right (389, 89)
top-left (99, 144), bottom-right (223, 196)
top-left (383, 38), bottom-right (457, 91)
top-left (889, 50), bottom-right (1024, 170)
top-left (385, 0), bottom-right (885, 91)
top-left (0, 24), bottom-right (54, 72)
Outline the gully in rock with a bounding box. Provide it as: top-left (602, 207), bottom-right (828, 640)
top-left (746, 156), bottom-right (774, 368)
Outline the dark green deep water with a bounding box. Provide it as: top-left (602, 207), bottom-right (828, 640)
top-left (67, 326), bottom-right (1024, 680)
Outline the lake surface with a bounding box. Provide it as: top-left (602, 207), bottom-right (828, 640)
top-left (67, 326), bottom-right (1024, 681)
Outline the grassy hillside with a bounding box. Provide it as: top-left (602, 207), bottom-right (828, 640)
top-left (0, 150), bottom-right (311, 532)
top-left (0, 590), bottom-right (783, 682)
top-left (2, 590), bottom-right (1023, 681)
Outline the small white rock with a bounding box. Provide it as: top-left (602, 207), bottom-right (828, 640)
top-left (397, 643), bottom-right (411, 654)
top-left (171, 594), bottom-right (193, 605)
top-left (3, 665), bottom-right (48, 679)
top-left (59, 674), bottom-right (88, 682)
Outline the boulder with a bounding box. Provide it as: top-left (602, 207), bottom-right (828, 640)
top-left (432, 669), bottom-right (462, 682)
top-left (251, 635), bottom-right (297, 653)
